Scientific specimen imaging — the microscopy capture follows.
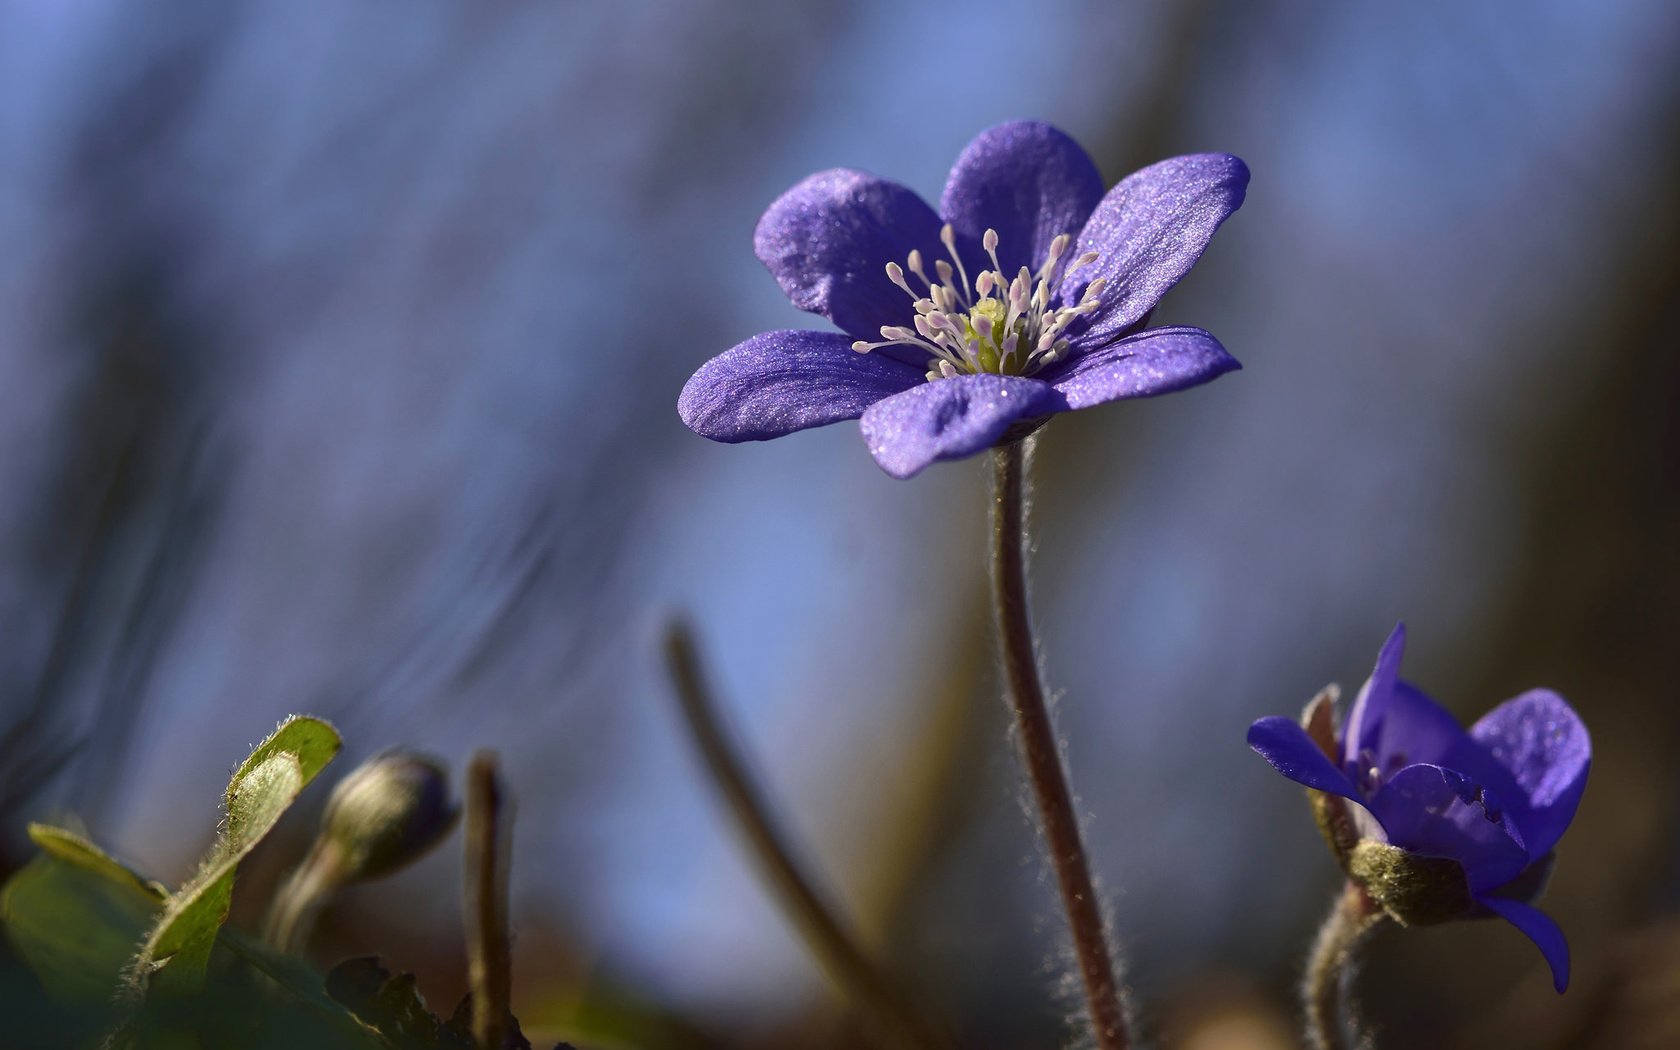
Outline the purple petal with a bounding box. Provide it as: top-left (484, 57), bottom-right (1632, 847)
top-left (939, 121), bottom-right (1105, 278)
top-left (754, 169), bottom-right (942, 351)
top-left (1247, 717), bottom-right (1363, 802)
top-left (1478, 896), bottom-right (1571, 993)
top-left (1335, 625), bottom-right (1532, 828)
top-left (1470, 690), bottom-right (1590, 861)
top-left (1364, 682), bottom-right (1524, 803)
top-left (1369, 764), bottom-right (1531, 894)
top-left (858, 374), bottom-right (1058, 479)
top-left (679, 330), bottom-right (922, 442)
top-left (1064, 153), bottom-right (1248, 347)
top-left (1342, 623), bottom-right (1408, 771)
top-left (1045, 326), bottom-right (1239, 410)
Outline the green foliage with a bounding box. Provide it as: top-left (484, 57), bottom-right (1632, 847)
top-left (27, 824), bottom-right (169, 900)
top-left (130, 716), bottom-right (340, 997)
top-left (0, 715), bottom-right (358, 1049)
top-left (217, 931), bottom-right (384, 1042)
top-left (1, 848), bottom-right (160, 1004)
top-left (0, 717), bottom-right (572, 1050)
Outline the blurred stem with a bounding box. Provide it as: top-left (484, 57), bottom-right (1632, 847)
top-left (662, 619), bottom-right (952, 1050)
top-left (989, 441), bottom-right (1130, 1050)
top-left (262, 840), bottom-right (344, 954)
top-left (1303, 882), bottom-right (1385, 1050)
top-left (465, 751), bottom-right (512, 1050)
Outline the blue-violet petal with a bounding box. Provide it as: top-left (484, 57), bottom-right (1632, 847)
top-left (1247, 717), bottom-right (1363, 802)
top-left (1342, 622), bottom-right (1408, 771)
top-left (1368, 763), bottom-right (1530, 894)
top-left (679, 330), bottom-right (922, 442)
top-left (1470, 689), bottom-right (1591, 862)
top-left (1064, 153), bottom-right (1248, 349)
top-left (859, 374), bottom-right (1058, 479)
top-left (1046, 326), bottom-right (1238, 410)
top-left (1478, 895), bottom-right (1571, 993)
top-left (939, 120), bottom-right (1105, 279)
top-left (754, 169), bottom-right (943, 349)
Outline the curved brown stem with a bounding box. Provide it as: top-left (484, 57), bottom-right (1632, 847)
top-left (663, 619), bottom-right (953, 1050)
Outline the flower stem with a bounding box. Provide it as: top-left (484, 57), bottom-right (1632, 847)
top-left (262, 839), bottom-right (343, 954)
top-left (1302, 882), bottom-right (1386, 1050)
top-left (663, 618), bottom-right (954, 1050)
top-left (464, 751), bottom-right (512, 1050)
top-left (988, 442), bottom-right (1130, 1050)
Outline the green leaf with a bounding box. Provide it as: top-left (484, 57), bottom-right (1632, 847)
top-left (229, 715), bottom-right (342, 804)
top-left (217, 931), bottom-right (381, 1043)
top-left (28, 823), bottom-right (167, 901)
top-left (1, 852), bottom-right (162, 1003)
top-left (131, 716), bottom-right (341, 997)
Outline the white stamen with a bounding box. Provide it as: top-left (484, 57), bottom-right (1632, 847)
top-left (885, 261), bottom-right (913, 296)
top-left (907, 249), bottom-right (929, 286)
top-left (883, 227), bottom-right (1108, 383)
top-left (939, 224), bottom-right (973, 307)
top-left (982, 228), bottom-right (1005, 280)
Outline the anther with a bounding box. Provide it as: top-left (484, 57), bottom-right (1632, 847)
top-left (907, 249), bottom-right (928, 283)
top-left (982, 228), bottom-right (1005, 279)
top-left (885, 261), bottom-right (912, 296)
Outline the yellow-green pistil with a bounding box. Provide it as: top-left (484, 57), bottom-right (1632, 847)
top-left (852, 225), bottom-right (1108, 382)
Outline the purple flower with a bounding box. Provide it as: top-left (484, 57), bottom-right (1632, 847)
top-left (678, 121), bottom-right (1248, 478)
top-left (1249, 624), bottom-right (1591, 992)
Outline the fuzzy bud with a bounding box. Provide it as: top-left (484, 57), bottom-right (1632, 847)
top-left (1346, 840), bottom-right (1473, 926)
top-left (320, 750), bottom-right (459, 883)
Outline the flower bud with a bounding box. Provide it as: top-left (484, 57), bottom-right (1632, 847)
top-left (320, 750), bottom-right (459, 883)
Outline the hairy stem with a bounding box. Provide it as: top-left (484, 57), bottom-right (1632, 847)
top-left (989, 442), bottom-right (1130, 1050)
top-left (1303, 882), bottom-right (1386, 1050)
top-left (663, 619), bottom-right (953, 1050)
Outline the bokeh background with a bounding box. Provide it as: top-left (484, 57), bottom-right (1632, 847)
top-left (2, 1), bottom-right (1678, 1047)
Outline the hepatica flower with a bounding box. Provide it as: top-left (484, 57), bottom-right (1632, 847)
top-left (1249, 624), bottom-right (1590, 992)
top-left (678, 121), bottom-right (1248, 478)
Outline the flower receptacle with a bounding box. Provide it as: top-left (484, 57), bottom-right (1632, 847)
top-left (1346, 840), bottom-right (1474, 926)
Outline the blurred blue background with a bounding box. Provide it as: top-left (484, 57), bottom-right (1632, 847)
top-left (2, 1), bottom-right (1678, 1047)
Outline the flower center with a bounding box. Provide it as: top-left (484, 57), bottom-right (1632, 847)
top-left (851, 224), bottom-right (1107, 382)
top-left (1352, 748), bottom-right (1409, 795)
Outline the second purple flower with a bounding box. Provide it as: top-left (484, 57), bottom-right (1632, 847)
top-left (1249, 624), bottom-right (1591, 992)
top-left (679, 121), bottom-right (1249, 478)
